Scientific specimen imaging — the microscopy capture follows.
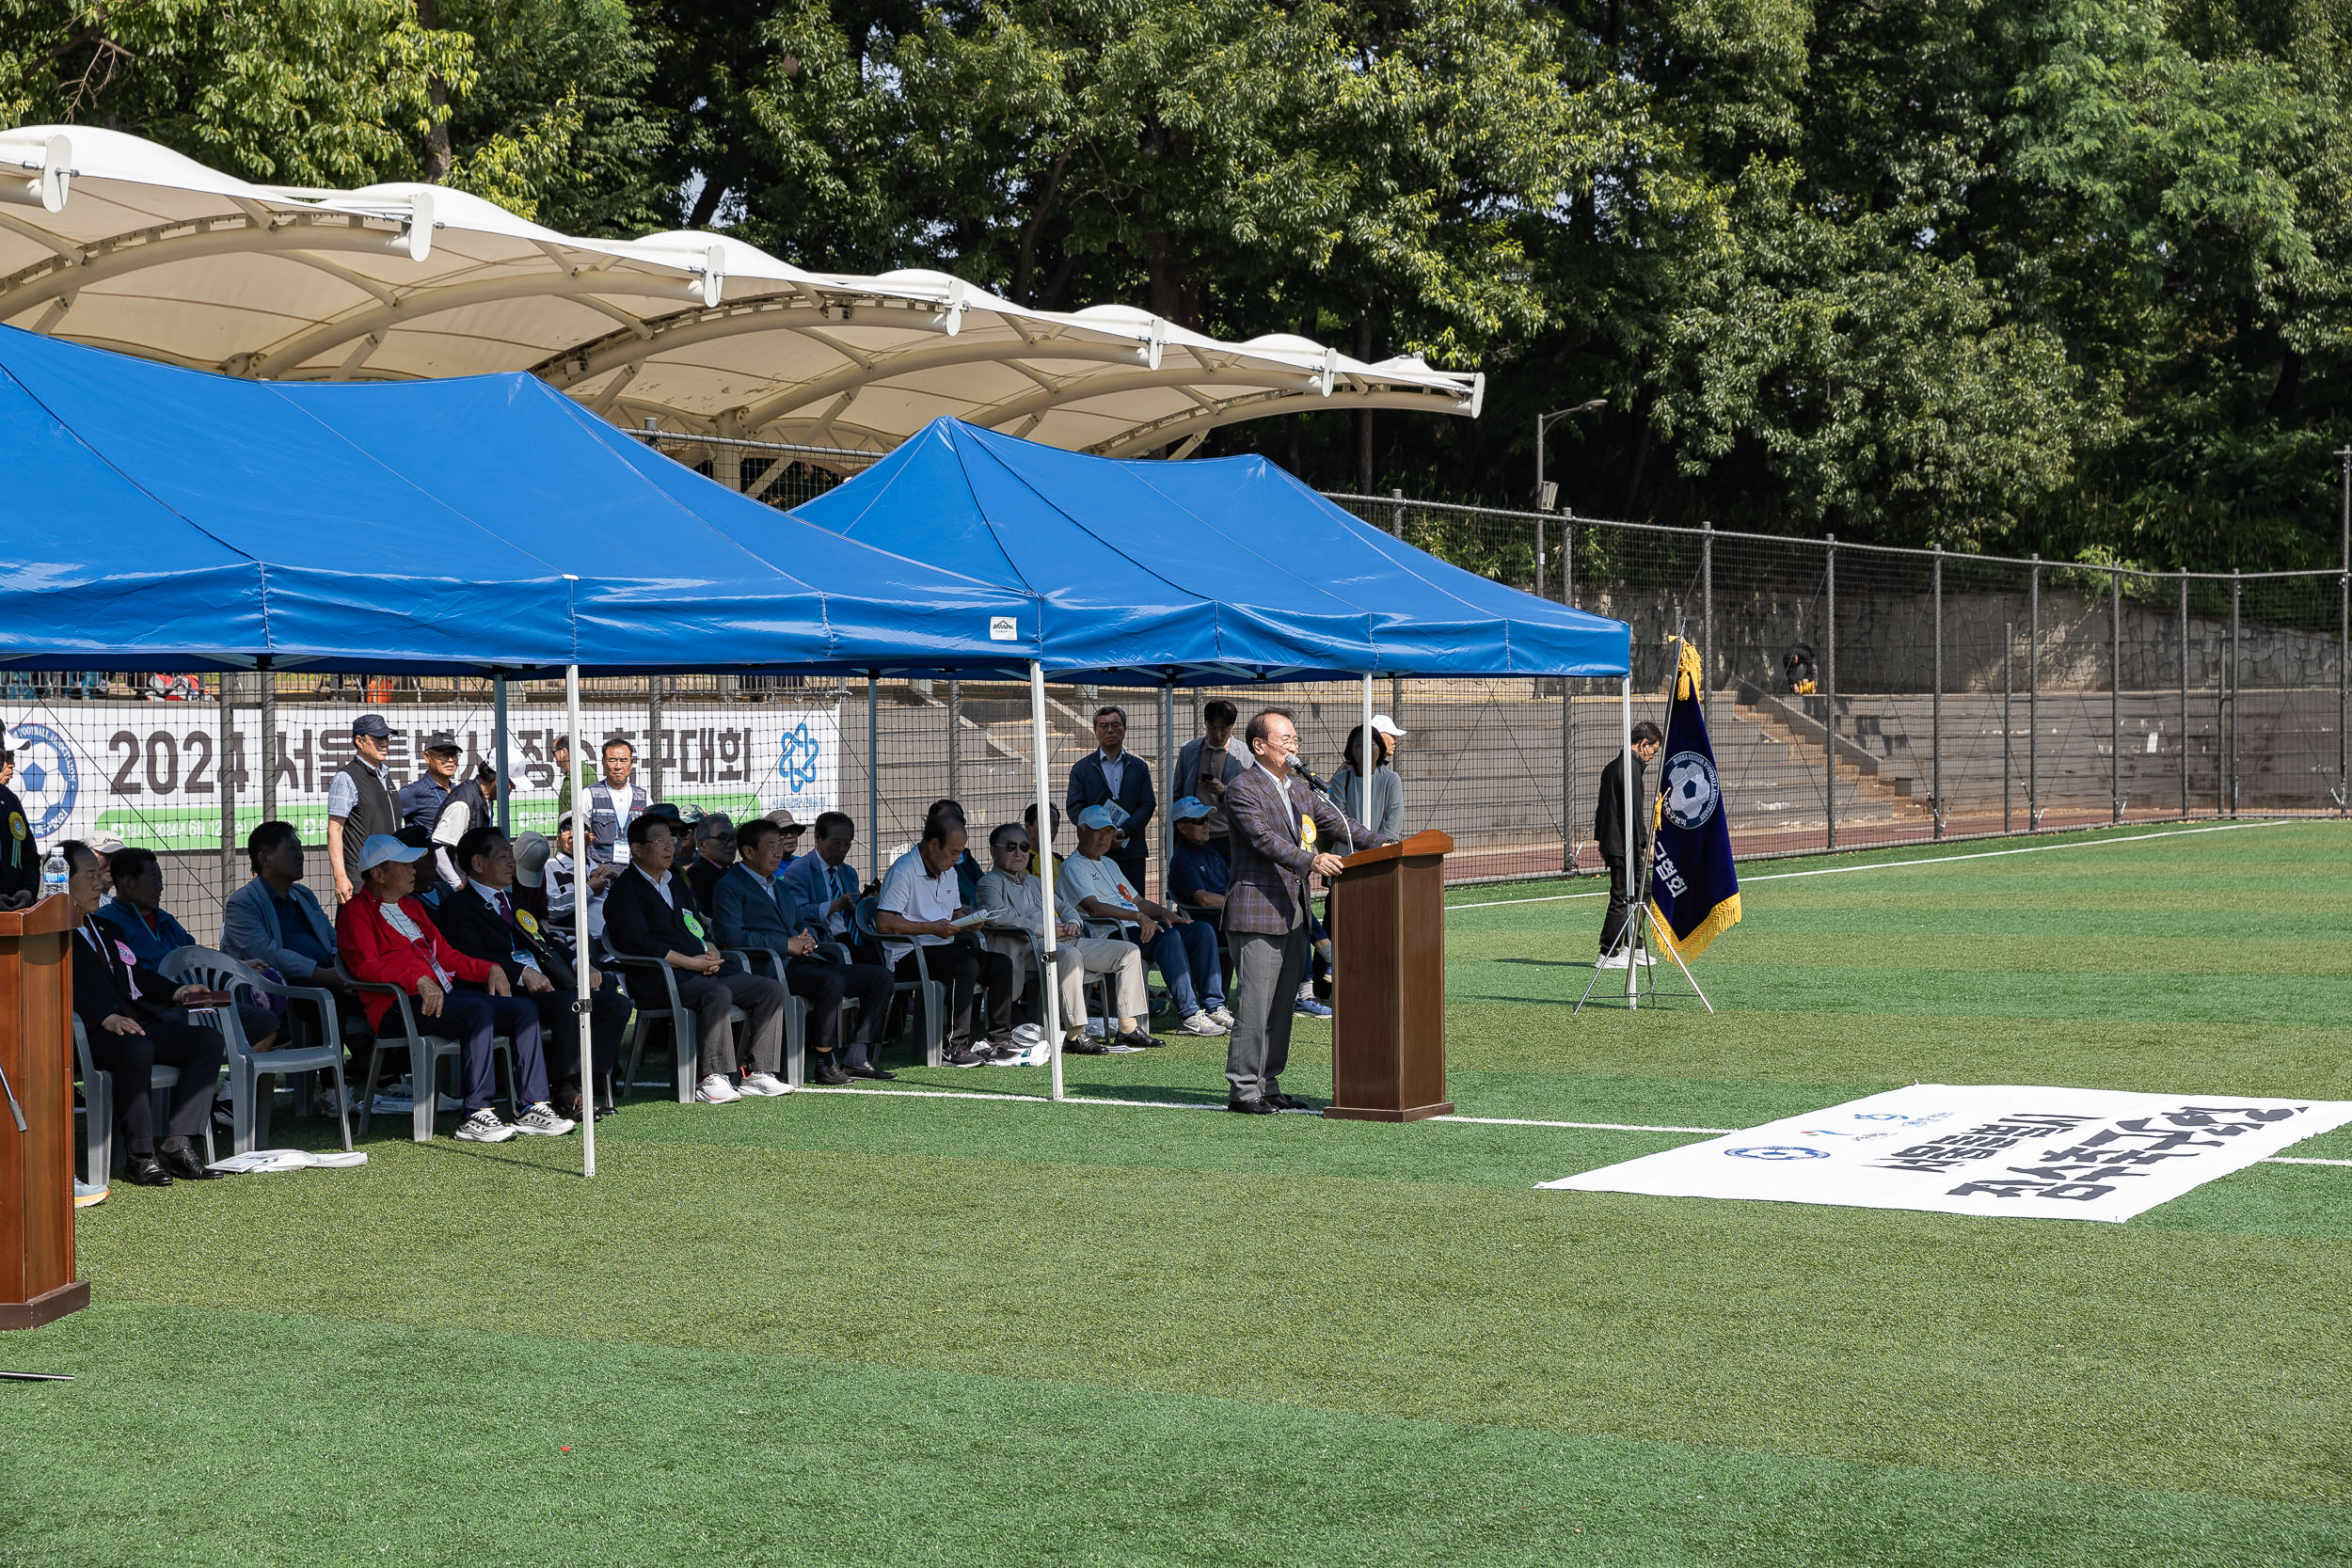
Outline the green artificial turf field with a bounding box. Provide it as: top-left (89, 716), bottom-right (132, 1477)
top-left (8, 818), bottom-right (2351, 1566)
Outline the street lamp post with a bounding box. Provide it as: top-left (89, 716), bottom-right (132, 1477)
top-left (1534, 399), bottom-right (1607, 513)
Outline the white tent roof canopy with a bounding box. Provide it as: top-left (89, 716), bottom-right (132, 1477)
top-left (0, 127), bottom-right (1482, 456)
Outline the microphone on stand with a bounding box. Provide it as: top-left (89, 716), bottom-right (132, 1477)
top-left (1289, 758), bottom-right (1354, 858)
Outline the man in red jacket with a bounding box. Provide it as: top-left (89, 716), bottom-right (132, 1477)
top-left (335, 834), bottom-right (573, 1143)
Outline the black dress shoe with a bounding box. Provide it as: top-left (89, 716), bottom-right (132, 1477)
top-left (1270, 1094), bottom-right (1318, 1113)
top-left (847, 1064), bottom-right (899, 1082)
top-left (1063, 1037), bottom-right (1110, 1055)
top-left (1114, 1029), bottom-right (1163, 1051)
top-left (123, 1154), bottom-right (173, 1187)
top-left (1226, 1096), bottom-right (1277, 1115)
top-left (159, 1145), bottom-right (220, 1180)
top-left (814, 1062), bottom-right (853, 1086)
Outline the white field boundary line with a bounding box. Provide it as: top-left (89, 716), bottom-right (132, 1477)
top-left (793, 1085), bottom-right (2344, 1165)
top-left (1443, 819), bottom-right (2294, 913)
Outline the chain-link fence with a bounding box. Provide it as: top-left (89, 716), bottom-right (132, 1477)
top-left (1325, 493), bottom-right (2351, 862)
top-left (14, 442), bottom-right (2342, 947)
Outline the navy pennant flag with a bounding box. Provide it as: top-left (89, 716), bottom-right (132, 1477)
top-left (1648, 640), bottom-right (1741, 959)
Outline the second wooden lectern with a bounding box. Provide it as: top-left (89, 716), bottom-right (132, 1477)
top-left (1325, 830), bottom-right (1454, 1121)
top-left (2, 893), bottom-right (88, 1330)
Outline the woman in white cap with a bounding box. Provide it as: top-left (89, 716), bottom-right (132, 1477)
top-left (1329, 717), bottom-right (1406, 843)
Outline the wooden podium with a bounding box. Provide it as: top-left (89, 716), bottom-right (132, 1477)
top-left (1325, 830), bottom-right (1454, 1121)
top-left (2, 894), bottom-right (88, 1330)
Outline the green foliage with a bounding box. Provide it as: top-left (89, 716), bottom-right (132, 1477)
top-left (0, 0), bottom-right (663, 230)
top-left (6, 0), bottom-right (2351, 565)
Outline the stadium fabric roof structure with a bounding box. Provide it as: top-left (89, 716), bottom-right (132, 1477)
top-left (0, 126), bottom-right (1482, 459)
top-left (792, 418), bottom-right (1632, 683)
top-left (0, 325), bottom-right (1041, 676)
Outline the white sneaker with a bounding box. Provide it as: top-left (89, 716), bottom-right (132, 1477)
top-left (511, 1101), bottom-right (578, 1135)
top-left (1182, 1010), bottom-right (1229, 1037)
top-left (1634, 949), bottom-right (1657, 967)
top-left (739, 1072), bottom-right (794, 1097)
top-left (73, 1179), bottom-right (108, 1208)
top-left (453, 1107), bottom-right (517, 1143)
top-left (695, 1074), bottom-right (743, 1104)
top-left (1208, 1006), bottom-right (1235, 1028)
top-left (1596, 951), bottom-right (1630, 970)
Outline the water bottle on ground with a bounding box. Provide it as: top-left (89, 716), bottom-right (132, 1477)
top-left (40, 847), bottom-right (67, 900)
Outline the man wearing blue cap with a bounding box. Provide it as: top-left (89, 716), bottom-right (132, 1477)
top-left (1062, 801), bottom-right (1226, 1037)
top-left (326, 713), bottom-right (400, 905)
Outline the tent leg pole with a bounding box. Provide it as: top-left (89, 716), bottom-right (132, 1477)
top-left (1031, 662), bottom-right (1064, 1102)
top-left (866, 673), bottom-right (881, 883)
top-left (493, 675), bottom-right (511, 833)
top-left (569, 664), bottom-right (595, 1179)
top-left (1161, 679), bottom-right (1175, 893)
top-left (1623, 675), bottom-right (1635, 1010)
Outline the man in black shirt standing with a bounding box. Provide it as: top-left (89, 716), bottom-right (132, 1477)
top-left (1595, 721), bottom-right (1663, 967)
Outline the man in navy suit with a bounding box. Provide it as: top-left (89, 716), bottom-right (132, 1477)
top-left (1065, 705), bottom-right (1156, 894)
top-left (711, 816), bottom-right (896, 1084)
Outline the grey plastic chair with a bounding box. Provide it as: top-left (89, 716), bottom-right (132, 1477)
top-left (720, 944), bottom-right (814, 1087)
top-left (336, 962), bottom-right (516, 1141)
top-left (853, 895), bottom-right (946, 1068)
top-left (161, 945), bottom-right (351, 1154)
top-left (72, 1015), bottom-right (218, 1180)
top-left (600, 938), bottom-right (758, 1101)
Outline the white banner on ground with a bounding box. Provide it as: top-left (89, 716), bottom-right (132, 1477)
top-left (0, 702), bottom-right (839, 852)
top-left (1538, 1084), bottom-right (2352, 1223)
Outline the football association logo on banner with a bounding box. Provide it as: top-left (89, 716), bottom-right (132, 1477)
top-left (1662, 750), bottom-right (1719, 831)
top-left (775, 721), bottom-right (822, 794)
top-left (8, 721), bottom-right (78, 836)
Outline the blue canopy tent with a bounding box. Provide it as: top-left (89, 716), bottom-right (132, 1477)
top-left (0, 325), bottom-right (1041, 676)
top-left (0, 325), bottom-right (1055, 1167)
top-left (791, 417), bottom-right (1629, 684)
top-left (795, 417), bottom-right (1639, 1087)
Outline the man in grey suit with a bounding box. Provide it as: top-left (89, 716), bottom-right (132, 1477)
top-left (1221, 708), bottom-right (1384, 1114)
top-left (222, 818), bottom-right (368, 1053)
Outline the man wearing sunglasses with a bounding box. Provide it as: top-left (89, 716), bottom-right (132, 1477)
top-left (977, 821), bottom-right (1154, 1054)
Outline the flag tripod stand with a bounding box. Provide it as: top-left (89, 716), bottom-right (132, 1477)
top-left (1572, 853), bottom-right (1715, 1015)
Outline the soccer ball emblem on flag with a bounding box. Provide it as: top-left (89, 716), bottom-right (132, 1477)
top-left (7, 721), bottom-right (78, 837)
top-left (1662, 751), bottom-right (1719, 831)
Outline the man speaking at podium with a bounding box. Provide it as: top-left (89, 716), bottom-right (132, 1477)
top-left (1223, 709), bottom-right (1387, 1115)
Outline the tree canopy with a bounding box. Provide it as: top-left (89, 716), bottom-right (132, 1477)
top-left (4, 0), bottom-right (2346, 567)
